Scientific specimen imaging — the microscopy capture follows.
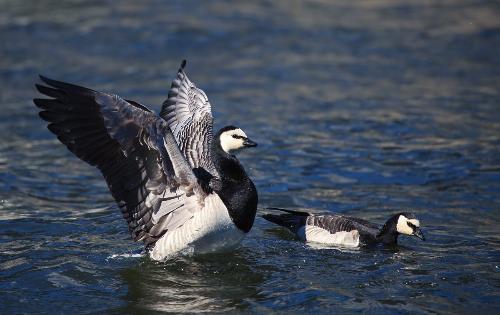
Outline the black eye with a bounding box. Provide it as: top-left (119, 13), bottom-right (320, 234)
top-left (232, 135), bottom-right (243, 139)
top-left (407, 222), bottom-right (416, 229)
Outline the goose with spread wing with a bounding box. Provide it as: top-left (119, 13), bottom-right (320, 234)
top-left (33, 61), bottom-right (258, 261)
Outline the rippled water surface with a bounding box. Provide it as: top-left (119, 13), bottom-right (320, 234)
top-left (1, 0), bottom-right (500, 313)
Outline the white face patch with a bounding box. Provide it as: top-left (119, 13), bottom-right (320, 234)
top-left (220, 128), bottom-right (247, 153)
top-left (396, 215), bottom-right (419, 235)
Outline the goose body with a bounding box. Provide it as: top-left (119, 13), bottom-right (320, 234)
top-left (263, 208), bottom-right (424, 247)
top-left (150, 194), bottom-right (245, 260)
top-left (34, 61), bottom-right (258, 261)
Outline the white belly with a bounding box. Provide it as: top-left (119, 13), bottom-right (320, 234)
top-left (298, 225), bottom-right (360, 247)
top-left (150, 194), bottom-right (245, 261)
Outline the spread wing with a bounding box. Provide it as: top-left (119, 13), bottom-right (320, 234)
top-left (34, 76), bottom-right (206, 247)
top-left (159, 60), bottom-right (218, 178)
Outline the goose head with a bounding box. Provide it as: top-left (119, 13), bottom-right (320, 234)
top-left (377, 212), bottom-right (425, 245)
top-left (217, 125), bottom-right (257, 154)
top-left (395, 212), bottom-right (425, 241)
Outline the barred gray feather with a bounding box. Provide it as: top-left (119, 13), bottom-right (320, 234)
top-left (307, 215), bottom-right (379, 240)
top-left (34, 76), bottom-right (204, 248)
top-left (159, 62), bottom-right (219, 178)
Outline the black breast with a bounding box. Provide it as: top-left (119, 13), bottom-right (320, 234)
top-left (216, 176), bottom-right (257, 232)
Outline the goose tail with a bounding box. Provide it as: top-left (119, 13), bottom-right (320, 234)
top-left (262, 207), bottom-right (310, 232)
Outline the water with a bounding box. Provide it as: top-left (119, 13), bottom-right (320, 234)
top-left (1, 0), bottom-right (499, 313)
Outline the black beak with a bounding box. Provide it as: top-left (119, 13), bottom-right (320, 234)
top-left (413, 227), bottom-right (425, 241)
top-left (243, 138), bottom-right (257, 147)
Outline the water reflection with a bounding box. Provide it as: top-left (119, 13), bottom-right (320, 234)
top-left (117, 251), bottom-right (264, 313)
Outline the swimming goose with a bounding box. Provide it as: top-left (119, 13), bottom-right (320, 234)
top-left (33, 60), bottom-right (258, 261)
top-left (263, 208), bottom-right (424, 247)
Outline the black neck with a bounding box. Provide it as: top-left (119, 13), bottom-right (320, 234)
top-left (212, 140), bottom-right (246, 180)
top-left (211, 139), bottom-right (257, 233)
top-left (376, 215), bottom-right (400, 245)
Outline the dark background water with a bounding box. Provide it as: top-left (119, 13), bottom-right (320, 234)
top-left (1, 0), bottom-right (500, 313)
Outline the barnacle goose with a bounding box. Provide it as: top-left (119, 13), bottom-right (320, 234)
top-left (33, 60), bottom-right (258, 261)
top-left (263, 208), bottom-right (425, 247)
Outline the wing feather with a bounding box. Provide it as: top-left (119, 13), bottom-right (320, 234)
top-left (34, 76), bottom-right (205, 247)
top-left (307, 215), bottom-right (358, 234)
top-left (159, 61), bottom-right (218, 178)
top-left (307, 215), bottom-right (379, 239)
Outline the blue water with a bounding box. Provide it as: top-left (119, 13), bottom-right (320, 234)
top-left (1, 0), bottom-right (500, 313)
